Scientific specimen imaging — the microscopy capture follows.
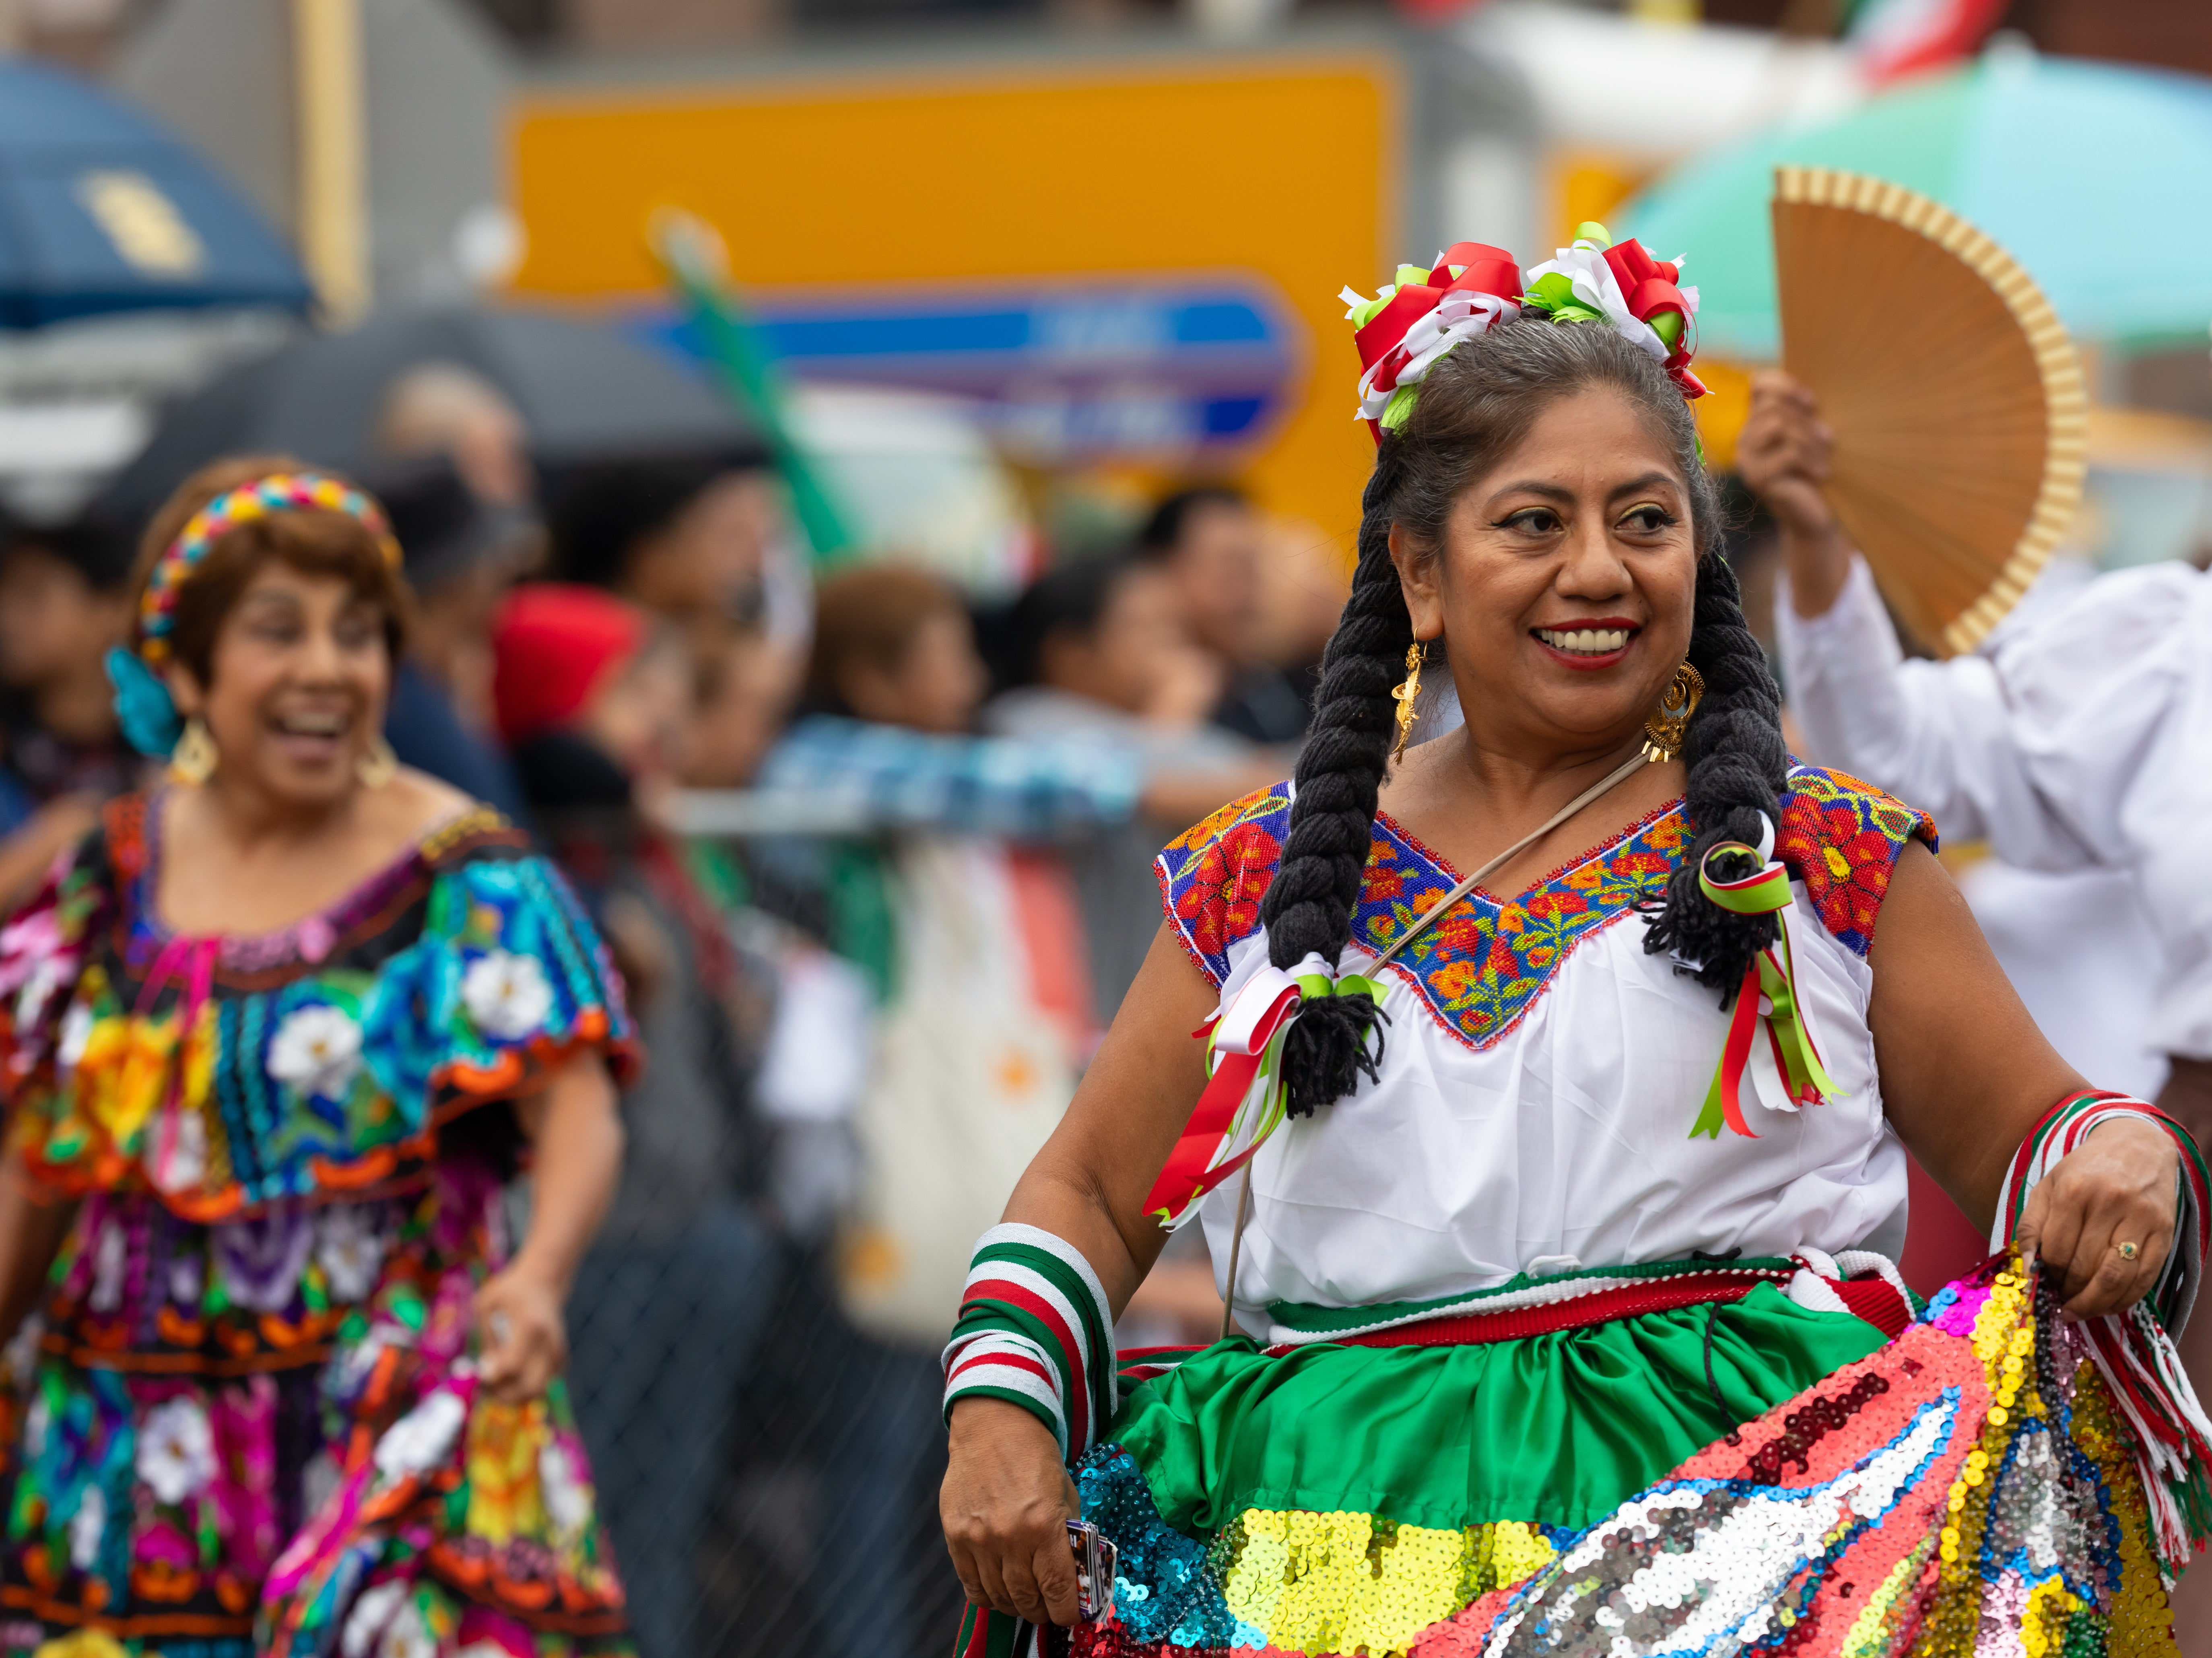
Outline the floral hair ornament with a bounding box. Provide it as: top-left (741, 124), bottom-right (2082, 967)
top-left (1340, 241), bottom-right (1524, 438)
top-left (105, 472), bottom-right (402, 758)
top-left (1521, 221), bottom-right (1708, 400)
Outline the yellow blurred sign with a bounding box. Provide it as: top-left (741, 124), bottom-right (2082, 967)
top-left (76, 170), bottom-right (206, 278)
top-left (507, 54), bottom-right (1399, 556)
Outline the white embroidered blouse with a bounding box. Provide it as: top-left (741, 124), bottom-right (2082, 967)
top-left (1152, 765), bottom-right (1935, 1330)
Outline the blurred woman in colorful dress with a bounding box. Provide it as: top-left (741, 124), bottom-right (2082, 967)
top-left (0, 458), bottom-right (635, 1658)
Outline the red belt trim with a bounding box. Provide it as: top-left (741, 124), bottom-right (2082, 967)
top-left (1105, 1268), bottom-right (1913, 1364)
top-left (1261, 1268), bottom-right (1847, 1353)
top-left (1832, 1275), bottom-right (1914, 1339)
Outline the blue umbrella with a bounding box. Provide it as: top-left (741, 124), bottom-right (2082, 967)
top-left (0, 58), bottom-right (310, 329)
top-left (1620, 51), bottom-right (2212, 359)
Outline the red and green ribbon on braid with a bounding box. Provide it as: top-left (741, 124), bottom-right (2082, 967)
top-left (1688, 818), bottom-right (1841, 1140)
top-left (1139, 953), bottom-right (1382, 1230)
top-left (942, 1224), bottom-right (1119, 1465)
top-left (1997, 1091), bottom-right (2212, 1564)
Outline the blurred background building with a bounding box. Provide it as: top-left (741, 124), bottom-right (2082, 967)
top-left (6, 0), bottom-right (2210, 561)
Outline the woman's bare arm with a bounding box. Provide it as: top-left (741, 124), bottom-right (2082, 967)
top-left (1002, 924), bottom-right (1224, 1307)
top-left (476, 1054), bottom-right (625, 1402)
top-left (945, 922), bottom-right (1220, 1628)
top-left (0, 1166), bottom-right (74, 1347)
top-left (1871, 842), bottom-right (2177, 1316)
top-left (0, 798), bottom-right (96, 923)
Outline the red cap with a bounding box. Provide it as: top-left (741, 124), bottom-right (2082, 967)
top-left (490, 583), bottom-right (648, 745)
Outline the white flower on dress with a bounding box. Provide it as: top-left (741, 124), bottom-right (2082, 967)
top-left (24, 1393), bottom-right (48, 1458)
top-left (56, 1001), bottom-right (93, 1073)
top-left (315, 1206), bottom-right (386, 1302)
top-left (268, 1005), bottom-right (365, 1101)
top-left (539, 1440), bottom-right (591, 1536)
top-left (6, 1313), bottom-right (43, 1387)
top-left (461, 951), bottom-right (553, 1041)
top-left (145, 1107), bottom-right (208, 1195)
top-left (136, 1396), bottom-right (216, 1505)
top-left (301, 1449), bottom-right (342, 1520)
top-left (213, 1208), bottom-right (315, 1313)
top-left (340, 1578), bottom-right (409, 1658)
top-left (379, 1598), bottom-right (435, 1658)
top-left (372, 1388), bottom-right (465, 1483)
top-left (169, 1253), bottom-right (203, 1308)
top-left (14, 954), bottom-right (70, 1039)
top-left (67, 1484), bottom-right (105, 1570)
top-left (89, 1218), bottom-right (126, 1313)
top-left (328, 1324), bottom-right (398, 1405)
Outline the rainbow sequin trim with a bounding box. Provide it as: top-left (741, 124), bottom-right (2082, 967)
top-left (1062, 1255), bottom-right (2179, 1658)
top-left (136, 473), bottom-right (400, 667)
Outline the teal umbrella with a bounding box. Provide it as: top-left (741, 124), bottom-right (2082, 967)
top-left (1620, 50), bottom-right (2212, 359)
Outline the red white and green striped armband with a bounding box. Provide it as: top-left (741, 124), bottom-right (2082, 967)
top-left (942, 1223), bottom-right (1118, 1463)
top-left (1991, 1089), bottom-right (2210, 1332)
top-left (1993, 1089), bottom-right (2212, 1563)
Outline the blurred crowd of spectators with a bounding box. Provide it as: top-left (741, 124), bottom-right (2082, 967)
top-left (0, 364), bottom-right (1340, 1658)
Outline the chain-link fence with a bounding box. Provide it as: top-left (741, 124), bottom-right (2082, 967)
top-left (542, 798), bottom-right (1229, 1658)
top-left (543, 820), bottom-right (979, 1658)
top-left (567, 1233), bottom-right (967, 1658)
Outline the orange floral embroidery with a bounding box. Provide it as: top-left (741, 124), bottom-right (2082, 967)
top-left (1777, 767), bottom-right (1936, 956)
top-left (1154, 767), bottom-right (1931, 1048)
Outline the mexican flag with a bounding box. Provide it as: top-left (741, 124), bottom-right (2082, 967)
top-left (1843, 0), bottom-right (2010, 84)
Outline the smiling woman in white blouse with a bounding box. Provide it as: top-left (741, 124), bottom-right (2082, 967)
top-left (938, 231), bottom-right (2208, 1657)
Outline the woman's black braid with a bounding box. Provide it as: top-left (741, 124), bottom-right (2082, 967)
top-left (1255, 450), bottom-right (1410, 1116)
top-left (1639, 548), bottom-right (1791, 999)
top-left (1248, 313), bottom-right (1787, 1117)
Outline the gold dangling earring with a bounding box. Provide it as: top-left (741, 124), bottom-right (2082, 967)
top-left (1641, 662), bottom-right (1705, 763)
top-left (1391, 642), bottom-right (1427, 763)
top-left (357, 733), bottom-right (398, 790)
top-left (169, 716), bottom-right (218, 786)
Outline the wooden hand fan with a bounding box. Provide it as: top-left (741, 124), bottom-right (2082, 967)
top-left (1772, 166), bottom-right (2088, 655)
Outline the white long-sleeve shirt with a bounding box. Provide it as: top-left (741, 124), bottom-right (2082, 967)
top-left (1775, 554), bottom-right (2212, 1066)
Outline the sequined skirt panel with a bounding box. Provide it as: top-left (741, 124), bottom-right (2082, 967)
top-left (1070, 1270), bottom-right (2177, 1656)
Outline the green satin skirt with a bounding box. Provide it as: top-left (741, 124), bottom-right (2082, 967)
top-left (1115, 1283), bottom-right (1890, 1534)
top-left (1068, 1285), bottom-right (1892, 1657)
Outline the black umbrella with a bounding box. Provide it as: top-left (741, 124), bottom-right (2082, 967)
top-left (102, 305), bottom-right (769, 521)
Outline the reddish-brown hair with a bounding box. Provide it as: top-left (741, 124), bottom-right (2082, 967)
top-left (806, 563), bottom-right (964, 707)
top-left (131, 454), bottom-right (412, 687)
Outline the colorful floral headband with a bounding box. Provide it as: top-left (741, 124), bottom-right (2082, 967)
top-left (135, 472), bottom-right (399, 666)
top-left (107, 471), bottom-right (402, 757)
top-left (1341, 222), bottom-right (1705, 440)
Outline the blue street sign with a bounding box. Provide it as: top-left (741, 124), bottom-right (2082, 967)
top-left (640, 276), bottom-right (1303, 464)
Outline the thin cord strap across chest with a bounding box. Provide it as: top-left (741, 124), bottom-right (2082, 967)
top-left (1369, 751), bottom-right (1653, 972)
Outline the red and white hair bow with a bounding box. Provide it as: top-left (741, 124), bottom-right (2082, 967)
top-left (1340, 241), bottom-right (1524, 440)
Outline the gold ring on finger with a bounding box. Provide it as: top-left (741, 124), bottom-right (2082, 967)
top-left (2116, 1241), bottom-right (2141, 1261)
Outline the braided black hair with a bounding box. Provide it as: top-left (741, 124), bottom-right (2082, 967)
top-left (1638, 545), bottom-right (1789, 992)
top-left (1256, 315), bottom-right (1785, 1117)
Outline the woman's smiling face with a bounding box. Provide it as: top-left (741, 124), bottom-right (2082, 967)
top-left (168, 561), bottom-right (393, 808)
top-left (1392, 384), bottom-right (1699, 758)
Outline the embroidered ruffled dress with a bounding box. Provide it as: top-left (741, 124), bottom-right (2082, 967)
top-left (948, 764), bottom-right (2208, 1657)
top-left (0, 795), bottom-right (637, 1658)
